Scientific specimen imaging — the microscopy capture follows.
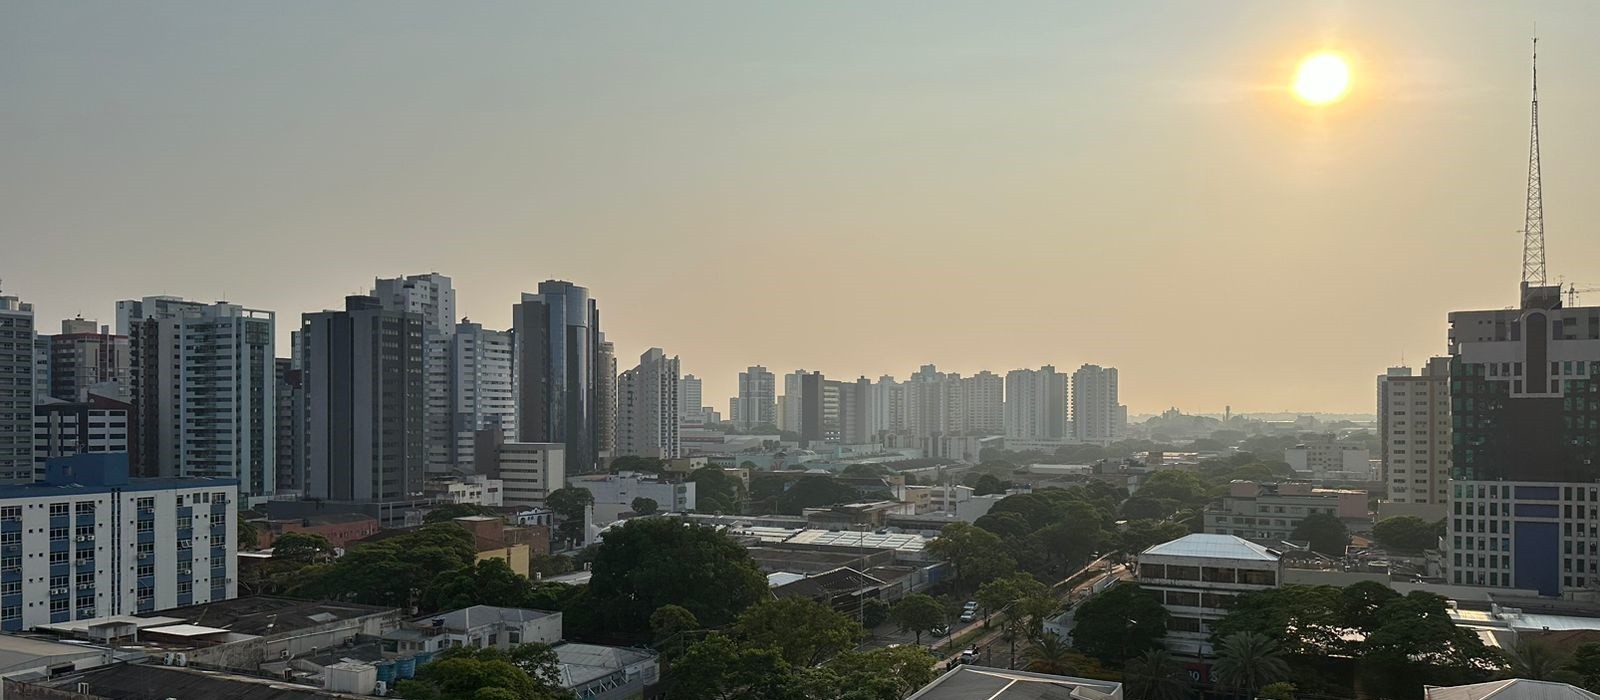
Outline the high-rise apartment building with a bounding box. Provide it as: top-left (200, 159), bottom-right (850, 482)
top-left (138, 302), bottom-right (276, 500)
top-left (734, 366), bottom-right (776, 430)
top-left (615, 348), bottom-right (680, 459)
top-left (0, 293), bottom-right (35, 484)
top-left (0, 453), bottom-right (238, 630)
top-left (798, 372), bottom-right (869, 446)
top-left (905, 365), bottom-right (951, 438)
top-left (302, 296), bottom-right (425, 503)
top-left (1379, 358), bottom-right (1451, 508)
top-left (432, 322), bottom-right (515, 474)
top-left (116, 296), bottom-right (206, 478)
top-left (274, 358), bottom-right (306, 494)
top-left (32, 335), bottom-right (51, 404)
top-left (373, 273), bottom-right (457, 338)
top-left (1072, 364), bottom-right (1126, 445)
top-left (867, 375), bottom-right (907, 438)
top-left (1005, 366), bottom-right (1070, 439)
top-left (595, 338), bottom-right (616, 465)
top-left (960, 371), bottom-right (1005, 435)
top-left (777, 369), bottom-right (809, 433)
top-left (47, 319), bottom-right (130, 402)
top-left (679, 374), bottom-right (703, 427)
top-left (1444, 283), bottom-right (1600, 596)
top-left (33, 394), bottom-right (133, 473)
top-left (512, 281), bottom-right (604, 472)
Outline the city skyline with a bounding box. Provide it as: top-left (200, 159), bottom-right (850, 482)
top-left (9, 2), bottom-right (1600, 415)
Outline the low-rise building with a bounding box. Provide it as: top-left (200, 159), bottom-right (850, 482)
top-left (1203, 481), bottom-right (1369, 543)
top-left (253, 512), bottom-right (381, 549)
top-left (1286, 434), bottom-right (1373, 480)
top-left (570, 473), bottom-right (695, 522)
top-left (553, 642), bottom-right (659, 700)
top-left (423, 474), bottom-right (503, 507)
top-left (0, 453), bottom-right (238, 631)
top-left (384, 605), bottom-right (562, 656)
top-left (474, 432), bottom-right (565, 508)
top-left (1136, 534), bottom-right (1283, 657)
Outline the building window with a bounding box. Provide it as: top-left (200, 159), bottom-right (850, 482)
top-left (48, 503), bottom-right (68, 517)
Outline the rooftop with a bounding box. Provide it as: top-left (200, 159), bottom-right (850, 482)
top-left (1425, 679), bottom-right (1600, 700)
top-left (907, 665), bottom-right (1123, 700)
top-left (553, 643), bottom-right (656, 689)
top-left (0, 634), bottom-right (111, 676)
top-left (151, 596), bottom-right (397, 637)
top-left (33, 663), bottom-right (372, 700)
top-left (771, 567), bottom-right (887, 601)
top-left (1141, 534), bottom-right (1281, 562)
top-left (421, 605), bottom-right (559, 632)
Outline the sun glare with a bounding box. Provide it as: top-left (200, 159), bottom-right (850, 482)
top-left (1293, 52), bottom-right (1351, 105)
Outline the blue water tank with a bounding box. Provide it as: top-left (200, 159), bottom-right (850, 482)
top-left (374, 661), bottom-right (396, 683)
top-left (396, 656), bottom-right (417, 679)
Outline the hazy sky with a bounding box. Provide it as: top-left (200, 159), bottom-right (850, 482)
top-left (6, 1), bottom-right (1600, 415)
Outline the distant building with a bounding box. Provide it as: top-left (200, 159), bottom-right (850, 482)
top-left (777, 369), bottom-right (810, 433)
top-left (1284, 435), bottom-right (1372, 479)
top-left (960, 371), bottom-right (1005, 435)
top-left (423, 474), bottom-right (503, 507)
top-left (595, 338), bottom-right (617, 465)
top-left (569, 473), bottom-right (695, 522)
top-left (615, 348), bottom-right (680, 459)
top-left (513, 281), bottom-right (605, 472)
top-left (1202, 481), bottom-right (1368, 543)
top-left (433, 322), bottom-right (515, 474)
top-left (1137, 533), bottom-right (1283, 657)
top-left (1378, 360), bottom-right (1451, 510)
top-left (302, 296), bottom-right (425, 503)
top-left (115, 295), bottom-right (205, 479)
top-left (0, 293), bottom-right (35, 485)
top-left (1072, 364), bottom-right (1126, 445)
top-left (0, 453), bottom-right (239, 630)
top-left (734, 366), bottom-right (776, 429)
top-left (33, 394), bottom-right (133, 474)
top-left (46, 318), bottom-right (130, 402)
top-left (474, 430), bottom-right (566, 508)
top-left (273, 358), bottom-right (306, 494)
top-left (678, 374), bottom-right (703, 427)
top-left (254, 512), bottom-right (380, 549)
top-left (1005, 366), bottom-right (1070, 440)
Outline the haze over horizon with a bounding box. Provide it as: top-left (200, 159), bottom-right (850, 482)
top-left (7, 1), bottom-right (1600, 415)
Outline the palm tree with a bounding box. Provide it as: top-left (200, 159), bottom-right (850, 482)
top-left (1125, 649), bottom-right (1190, 700)
top-left (1212, 632), bottom-right (1290, 699)
top-left (1504, 640), bottom-right (1578, 683)
top-left (1022, 633), bottom-right (1077, 675)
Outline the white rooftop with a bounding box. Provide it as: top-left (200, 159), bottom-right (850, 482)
top-left (767, 572), bottom-right (807, 588)
top-left (1141, 533), bottom-right (1281, 562)
top-left (145, 624), bottom-right (232, 637)
top-left (1425, 679), bottom-right (1600, 700)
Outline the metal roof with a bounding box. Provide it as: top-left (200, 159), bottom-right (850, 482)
top-left (1140, 533), bottom-right (1281, 562)
top-left (1425, 680), bottom-right (1600, 700)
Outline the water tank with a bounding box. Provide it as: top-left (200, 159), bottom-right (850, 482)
top-left (395, 656), bottom-right (417, 679)
top-left (374, 661), bottom-right (396, 683)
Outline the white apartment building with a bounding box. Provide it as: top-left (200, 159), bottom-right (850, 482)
top-left (569, 473), bottom-right (696, 522)
top-left (1, 453), bottom-right (239, 633)
top-left (1379, 358), bottom-right (1451, 507)
top-left (372, 273), bottom-right (456, 338)
top-left (34, 396), bottom-right (131, 473)
top-left (679, 374), bottom-right (703, 427)
top-left (476, 438), bottom-right (566, 508)
top-left (428, 322), bottom-right (515, 474)
top-left (960, 371), bottom-right (1005, 436)
top-left (374, 274), bottom-right (459, 479)
top-left (1284, 435), bottom-right (1373, 479)
top-left (1072, 364), bottom-right (1126, 445)
top-left (777, 369), bottom-right (810, 433)
top-left (424, 475), bottom-right (504, 507)
top-left (0, 294), bottom-right (35, 484)
top-left (867, 375), bottom-right (907, 437)
top-left (1136, 534), bottom-right (1282, 657)
top-left (1005, 366), bottom-right (1070, 440)
top-left (733, 366), bottom-right (776, 430)
top-left (142, 302), bottom-right (276, 501)
top-left (615, 349), bottom-right (680, 460)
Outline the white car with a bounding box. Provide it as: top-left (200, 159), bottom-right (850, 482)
top-left (959, 611), bottom-right (976, 623)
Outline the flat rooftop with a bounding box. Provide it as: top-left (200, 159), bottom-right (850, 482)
top-left (152, 596), bottom-right (397, 637)
top-left (1141, 533), bottom-right (1281, 562)
top-left (907, 665), bottom-right (1122, 700)
top-left (33, 662), bottom-right (372, 700)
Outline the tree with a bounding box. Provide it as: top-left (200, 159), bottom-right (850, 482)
top-left (1022, 633), bottom-right (1077, 675)
top-left (927, 522), bottom-right (1015, 591)
top-left (1363, 591), bottom-right (1500, 672)
top-left (237, 519), bottom-right (260, 551)
top-left (976, 574), bottom-right (1050, 627)
top-left (651, 604), bottom-right (699, 642)
top-left (271, 532), bottom-right (334, 566)
top-left (888, 594), bottom-right (945, 646)
top-left (775, 476), bottom-right (858, 515)
top-left (587, 518), bottom-right (768, 635)
top-left (668, 633), bottom-right (799, 700)
top-left (1503, 640), bottom-right (1573, 682)
top-left (545, 487), bottom-right (593, 521)
top-left (1372, 516), bottom-right (1442, 552)
top-left (1291, 513), bottom-right (1349, 557)
top-left (290, 524), bottom-right (477, 610)
top-left (1117, 519), bottom-right (1193, 554)
top-left (1124, 649), bottom-right (1190, 700)
top-left (972, 511), bottom-right (1032, 542)
top-left (1207, 585), bottom-right (1348, 657)
top-left (861, 598), bottom-right (890, 629)
top-left (1566, 643), bottom-right (1600, 692)
top-left (840, 463), bottom-right (889, 478)
top-left (1259, 682), bottom-right (1297, 700)
top-left (690, 466), bottom-right (742, 513)
top-left (974, 474), bottom-right (1010, 496)
top-left (1212, 632), bottom-right (1290, 699)
top-left (806, 646), bottom-right (938, 700)
top-left (610, 455), bottom-right (667, 475)
top-left (1338, 580), bottom-right (1400, 634)
top-left (1070, 584), bottom-right (1168, 663)
top-left (425, 503), bottom-right (500, 523)
top-left (630, 497), bottom-right (659, 516)
top-left (420, 558), bottom-right (539, 612)
top-left (733, 598), bottom-right (864, 667)
top-left (392, 646), bottom-right (570, 700)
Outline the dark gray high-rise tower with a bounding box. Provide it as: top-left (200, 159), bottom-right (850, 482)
top-left (302, 296), bottom-right (425, 502)
top-left (513, 281), bottom-right (603, 472)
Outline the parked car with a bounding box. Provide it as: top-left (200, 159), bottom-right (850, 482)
top-left (931, 624), bottom-right (950, 637)
top-left (962, 601), bottom-right (978, 611)
top-left (959, 611), bottom-right (976, 623)
top-left (960, 649), bottom-right (979, 664)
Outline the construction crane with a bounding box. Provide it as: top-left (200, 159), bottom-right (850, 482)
top-left (1565, 284), bottom-right (1600, 307)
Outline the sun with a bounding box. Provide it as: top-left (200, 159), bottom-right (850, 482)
top-left (1293, 52), bottom-right (1351, 105)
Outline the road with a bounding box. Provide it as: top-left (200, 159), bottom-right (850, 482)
top-left (932, 560), bottom-right (1131, 671)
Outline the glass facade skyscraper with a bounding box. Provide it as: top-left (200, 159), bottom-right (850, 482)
top-left (513, 281), bottom-right (604, 472)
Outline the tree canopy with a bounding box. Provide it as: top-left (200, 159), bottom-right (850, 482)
top-left (775, 475), bottom-right (859, 515)
top-left (1372, 516), bottom-right (1442, 552)
top-left (586, 518), bottom-right (768, 635)
top-left (1069, 584), bottom-right (1169, 663)
top-left (690, 466), bottom-right (741, 514)
top-left (392, 645), bottom-right (570, 700)
top-left (1291, 513), bottom-right (1350, 557)
top-left (290, 524), bottom-right (477, 610)
top-left (732, 598), bottom-right (864, 667)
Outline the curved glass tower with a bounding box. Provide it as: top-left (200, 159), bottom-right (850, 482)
top-left (513, 281), bottom-right (603, 472)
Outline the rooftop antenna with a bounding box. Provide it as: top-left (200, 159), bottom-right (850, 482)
top-left (1521, 36), bottom-right (1546, 286)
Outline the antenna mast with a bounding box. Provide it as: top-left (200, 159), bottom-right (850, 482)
top-left (1521, 37), bottom-right (1546, 285)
